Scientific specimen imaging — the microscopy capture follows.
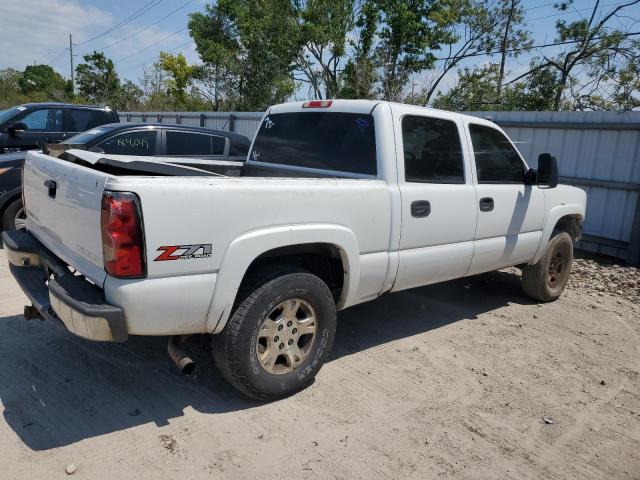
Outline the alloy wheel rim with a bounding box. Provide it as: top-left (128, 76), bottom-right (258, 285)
top-left (255, 298), bottom-right (317, 375)
top-left (14, 208), bottom-right (26, 231)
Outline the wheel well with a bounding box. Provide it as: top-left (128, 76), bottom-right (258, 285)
top-left (239, 243), bottom-right (345, 303)
top-left (553, 215), bottom-right (582, 242)
top-left (0, 193), bottom-right (21, 219)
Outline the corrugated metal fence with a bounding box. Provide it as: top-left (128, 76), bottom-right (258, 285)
top-left (120, 110), bottom-right (640, 265)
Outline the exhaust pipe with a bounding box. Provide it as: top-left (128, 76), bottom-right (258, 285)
top-left (168, 335), bottom-right (195, 375)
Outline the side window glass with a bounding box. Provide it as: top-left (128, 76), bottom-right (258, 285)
top-left (166, 131), bottom-right (222, 156)
top-left (469, 124), bottom-right (524, 183)
top-left (229, 141), bottom-right (249, 157)
top-left (20, 109), bottom-right (63, 132)
top-left (402, 115), bottom-right (464, 183)
top-left (67, 109), bottom-right (99, 132)
top-left (97, 131), bottom-right (157, 155)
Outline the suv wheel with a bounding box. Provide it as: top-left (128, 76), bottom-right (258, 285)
top-left (212, 269), bottom-right (337, 400)
top-left (2, 198), bottom-right (26, 231)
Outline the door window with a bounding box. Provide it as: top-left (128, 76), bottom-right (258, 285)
top-left (20, 109), bottom-right (63, 132)
top-left (66, 109), bottom-right (110, 132)
top-left (166, 131), bottom-right (226, 156)
top-left (469, 124), bottom-right (524, 183)
top-left (97, 130), bottom-right (157, 155)
top-left (402, 115), bottom-right (464, 183)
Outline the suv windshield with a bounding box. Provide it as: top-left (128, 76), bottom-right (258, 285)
top-left (0, 106), bottom-right (24, 125)
top-left (250, 112), bottom-right (377, 175)
top-left (62, 126), bottom-right (116, 145)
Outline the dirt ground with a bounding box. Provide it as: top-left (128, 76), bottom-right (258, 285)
top-left (0, 247), bottom-right (639, 480)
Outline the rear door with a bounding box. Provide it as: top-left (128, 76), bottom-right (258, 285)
top-left (23, 151), bottom-right (110, 286)
top-left (62, 108), bottom-right (111, 139)
top-left (161, 130), bottom-right (229, 170)
top-left (390, 105), bottom-right (477, 291)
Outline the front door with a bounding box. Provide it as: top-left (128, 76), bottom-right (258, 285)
top-left (7, 108), bottom-right (64, 149)
top-left (391, 106), bottom-right (477, 292)
top-left (465, 122), bottom-right (545, 275)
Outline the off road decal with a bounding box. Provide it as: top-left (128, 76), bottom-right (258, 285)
top-left (154, 244), bottom-right (212, 261)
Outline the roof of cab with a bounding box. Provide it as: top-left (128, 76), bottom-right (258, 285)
top-left (94, 122), bottom-right (252, 144)
top-left (268, 99), bottom-right (499, 128)
top-left (18, 102), bottom-right (114, 111)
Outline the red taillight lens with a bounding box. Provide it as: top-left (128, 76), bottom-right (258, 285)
top-left (100, 191), bottom-right (146, 278)
top-left (302, 100), bottom-right (333, 108)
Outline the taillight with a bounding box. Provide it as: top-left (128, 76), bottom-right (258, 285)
top-left (100, 191), bottom-right (146, 278)
top-left (302, 100), bottom-right (333, 108)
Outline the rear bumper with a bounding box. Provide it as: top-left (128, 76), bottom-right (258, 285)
top-left (2, 230), bottom-right (127, 342)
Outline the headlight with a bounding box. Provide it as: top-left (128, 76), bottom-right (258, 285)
top-left (0, 167), bottom-right (11, 175)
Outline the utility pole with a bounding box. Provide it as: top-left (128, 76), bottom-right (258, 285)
top-left (69, 34), bottom-right (74, 95)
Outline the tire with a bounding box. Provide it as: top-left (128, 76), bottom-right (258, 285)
top-left (2, 198), bottom-right (26, 232)
top-left (522, 232), bottom-right (573, 302)
top-left (212, 269), bottom-right (337, 400)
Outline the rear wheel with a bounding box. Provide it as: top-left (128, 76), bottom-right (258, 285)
top-left (212, 269), bottom-right (337, 400)
top-left (522, 232), bottom-right (573, 302)
top-left (2, 198), bottom-right (26, 231)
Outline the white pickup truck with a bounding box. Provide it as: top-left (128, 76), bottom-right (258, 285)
top-left (4, 100), bottom-right (586, 400)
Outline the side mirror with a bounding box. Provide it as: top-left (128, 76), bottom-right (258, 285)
top-left (7, 122), bottom-right (27, 137)
top-left (537, 153), bottom-right (558, 189)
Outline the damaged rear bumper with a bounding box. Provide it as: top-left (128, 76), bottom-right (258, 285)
top-left (2, 230), bottom-right (127, 342)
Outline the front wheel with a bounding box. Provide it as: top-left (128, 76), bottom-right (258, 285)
top-left (212, 270), bottom-right (337, 400)
top-left (522, 232), bottom-right (573, 302)
top-left (2, 198), bottom-right (26, 232)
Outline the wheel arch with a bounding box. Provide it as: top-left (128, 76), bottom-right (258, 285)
top-left (206, 224), bottom-right (360, 333)
top-left (530, 204), bottom-right (585, 265)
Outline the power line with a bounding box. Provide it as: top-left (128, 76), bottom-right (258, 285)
top-left (87, 0), bottom-right (195, 54)
top-left (120, 39), bottom-right (195, 73)
top-left (434, 30), bottom-right (640, 61)
top-left (528, 1), bottom-right (619, 22)
top-left (73, 0), bottom-right (164, 46)
top-left (116, 26), bottom-right (189, 64)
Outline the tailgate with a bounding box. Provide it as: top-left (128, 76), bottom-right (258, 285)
top-left (23, 151), bottom-right (109, 286)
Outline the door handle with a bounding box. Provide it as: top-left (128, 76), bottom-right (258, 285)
top-left (479, 197), bottom-right (494, 212)
top-left (411, 200), bottom-right (431, 217)
top-left (44, 179), bottom-right (57, 199)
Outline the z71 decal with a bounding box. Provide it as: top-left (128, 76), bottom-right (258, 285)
top-left (154, 244), bottom-right (212, 261)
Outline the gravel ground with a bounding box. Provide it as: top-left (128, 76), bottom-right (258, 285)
top-left (0, 247), bottom-right (638, 480)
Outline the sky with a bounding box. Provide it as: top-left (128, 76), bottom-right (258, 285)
top-left (0, 0), bottom-right (638, 98)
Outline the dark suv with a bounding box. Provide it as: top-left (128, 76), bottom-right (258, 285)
top-left (0, 103), bottom-right (118, 152)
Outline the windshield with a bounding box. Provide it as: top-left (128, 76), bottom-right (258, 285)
top-left (0, 106), bottom-right (26, 125)
top-left (250, 112), bottom-right (377, 176)
top-left (62, 126), bottom-right (115, 145)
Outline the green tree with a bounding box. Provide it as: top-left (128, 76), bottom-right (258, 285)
top-left (340, 0), bottom-right (378, 98)
top-left (75, 51), bottom-right (121, 105)
top-left (0, 68), bottom-right (25, 107)
top-left (189, 0), bottom-right (299, 110)
top-left (369, 0), bottom-right (452, 101)
top-left (513, 0), bottom-right (640, 110)
top-left (18, 64), bottom-right (70, 100)
top-left (295, 0), bottom-right (356, 99)
top-left (432, 63), bottom-right (557, 111)
top-left (157, 52), bottom-right (195, 108)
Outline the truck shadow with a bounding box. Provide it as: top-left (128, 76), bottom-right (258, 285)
top-left (0, 269), bottom-right (533, 451)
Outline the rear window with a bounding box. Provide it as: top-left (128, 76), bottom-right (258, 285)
top-left (166, 131), bottom-right (226, 156)
top-left (250, 112), bottom-right (377, 175)
top-left (62, 126), bottom-right (116, 145)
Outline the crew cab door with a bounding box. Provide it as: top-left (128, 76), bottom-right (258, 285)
top-left (390, 105), bottom-right (477, 292)
top-left (464, 122), bottom-right (544, 275)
